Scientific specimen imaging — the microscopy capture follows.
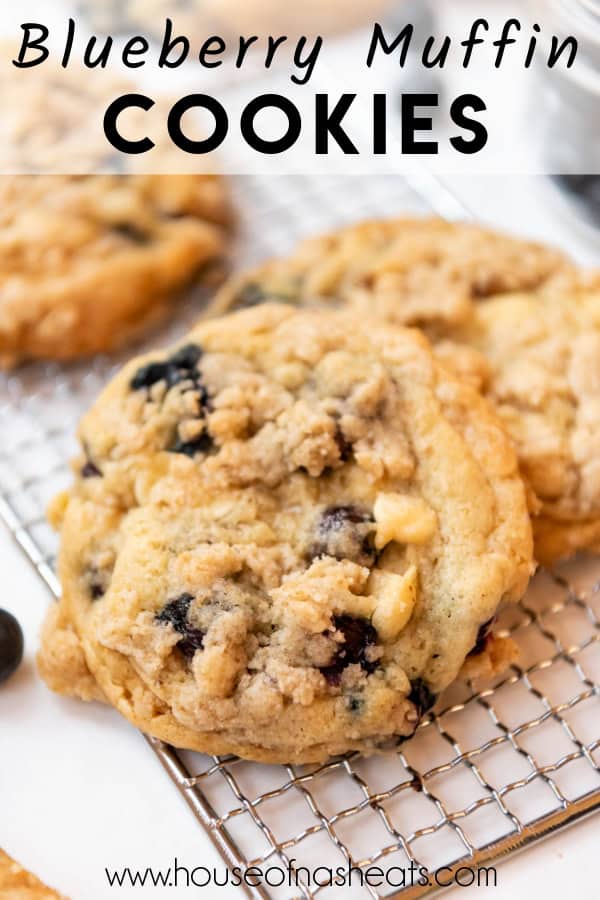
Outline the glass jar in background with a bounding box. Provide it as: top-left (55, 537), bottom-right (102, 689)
top-left (528, 0), bottom-right (600, 228)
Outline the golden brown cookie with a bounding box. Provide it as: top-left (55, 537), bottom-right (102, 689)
top-left (206, 218), bottom-right (600, 564)
top-left (39, 304), bottom-right (532, 762)
top-left (0, 175), bottom-right (231, 367)
top-left (206, 217), bottom-right (568, 328)
top-left (37, 601), bottom-right (105, 703)
top-left (437, 277), bottom-right (600, 565)
top-left (0, 849), bottom-right (67, 900)
top-left (0, 48), bottom-right (232, 367)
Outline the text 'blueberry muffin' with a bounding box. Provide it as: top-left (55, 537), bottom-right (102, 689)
top-left (39, 304), bottom-right (533, 763)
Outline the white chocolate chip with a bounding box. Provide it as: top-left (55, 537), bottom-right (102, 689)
top-left (373, 493), bottom-right (437, 549)
top-left (369, 566), bottom-right (418, 641)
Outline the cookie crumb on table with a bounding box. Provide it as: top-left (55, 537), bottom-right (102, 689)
top-left (0, 849), bottom-right (67, 899)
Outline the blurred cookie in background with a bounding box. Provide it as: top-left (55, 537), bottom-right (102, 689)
top-left (0, 175), bottom-right (231, 368)
top-left (203, 0), bottom-right (394, 37)
top-left (0, 50), bottom-right (232, 367)
top-left (436, 273), bottom-right (600, 566)
top-left (76, 0), bottom-right (395, 39)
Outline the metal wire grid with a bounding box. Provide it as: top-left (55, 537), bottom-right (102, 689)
top-left (1, 173), bottom-right (600, 900)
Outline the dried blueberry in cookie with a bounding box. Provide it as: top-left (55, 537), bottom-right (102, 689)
top-left (309, 506), bottom-right (376, 566)
top-left (169, 343), bottom-right (203, 371)
top-left (233, 283), bottom-right (298, 310)
top-left (127, 342), bottom-right (216, 458)
top-left (88, 579), bottom-right (106, 601)
top-left (320, 615), bottom-right (379, 685)
top-left (39, 304), bottom-right (533, 763)
top-left (169, 432), bottom-right (215, 458)
top-left (130, 361), bottom-right (173, 391)
top-left (205, 217), bottom-right (600, 564)
top-left (156, 594), bottom-right (205, 659)
top-left (80, 460), bottom-right (102, 479)
top-left (130, 343), bottom-right (203, 391)
top-left (333, 425), bottom-right (352, 462)
top-left (112, 222), bottom-right (151, 245)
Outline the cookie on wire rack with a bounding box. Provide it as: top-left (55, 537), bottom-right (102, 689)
top-left (205, 217), bottom-right (569, 328)
top-left (0, 175), bottom-right (231, 367)
top-left (39, 304), bottom-right (532, 763)
top-left (204, 217), bottom-right (600, 564)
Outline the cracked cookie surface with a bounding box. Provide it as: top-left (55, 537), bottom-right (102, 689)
top-left (0, 174), bottom-right (230, 367)
top-left (436, 278), bottom-right (600, 564)
top-left (206, 218), bottom-right (600, 563)
top-left (40, 304), bottom-right (532, 762)
top-left (206, 217), bottom-right (568, 328)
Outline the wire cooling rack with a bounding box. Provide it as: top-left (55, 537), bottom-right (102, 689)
top-left (1, 173), bottom-right (600, 900)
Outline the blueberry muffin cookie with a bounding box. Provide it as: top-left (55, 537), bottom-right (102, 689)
top-left (0, 175), bottom-right (230, 367)
top-left (40, 304), bottom-right (532, 762)
top-left (206, 218), bottom-right (569, 328)
top-left (0, 849), bottom-right (66, 899)
top-left (37, 602), bottom-right (105, 703)
top-left (207, 218), bottom-right (600, 563)
top-left (435, 276), bottom-right (600, 565)
top-left (0, 50), bottom-right (231, 366)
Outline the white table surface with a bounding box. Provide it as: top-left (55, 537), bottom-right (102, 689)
top-left (2, 173), bottom-right (599, 900)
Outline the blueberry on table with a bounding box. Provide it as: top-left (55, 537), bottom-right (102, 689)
top-left (0, 609), bottom-right (24, 684)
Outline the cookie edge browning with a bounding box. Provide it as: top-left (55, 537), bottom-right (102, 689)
top-left (36, 601), bottom-right (105, 703)
top-left (533, 514), bottom-right (600, 567)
